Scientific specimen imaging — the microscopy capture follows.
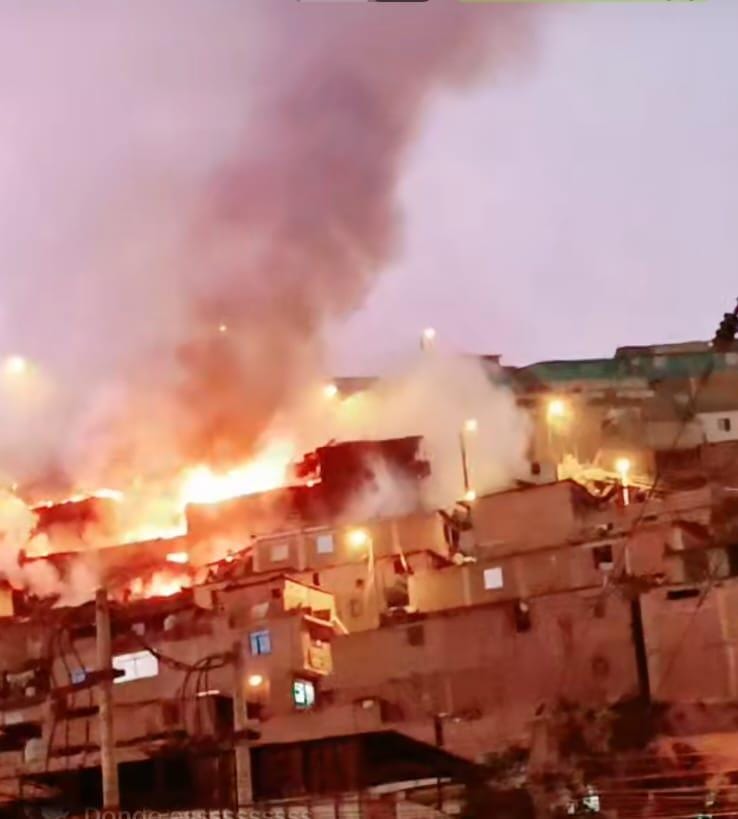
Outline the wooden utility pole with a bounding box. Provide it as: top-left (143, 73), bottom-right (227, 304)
top-left (96, 588), bottom-right (120, 812)
top-left (232, 638), bottom-right (253, 807)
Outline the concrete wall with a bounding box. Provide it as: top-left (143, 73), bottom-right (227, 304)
top-left (309, 592), bottom-right (639, 757)
top-left (409, 542), bottom-right (620, 613)
top-left (295, 552), bottom-right (442, 633)
top-left (471, 482), bottom-right (584, 553)
top-left (699, 411), bottom-right (738, 444)
top-left (642, 582), bottom-right (738, 703)
top-left (253, 514), bottom-right (447, 575)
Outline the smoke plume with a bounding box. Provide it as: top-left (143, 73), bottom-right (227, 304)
top-left (0, 0), bottom-right (535, 491)
top-left (270, 352), bottom-right (532, 511)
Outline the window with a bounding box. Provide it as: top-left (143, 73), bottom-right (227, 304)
top-left (406, 624), bottom-right (425, 647)
top-left (249, 629), bottom-right (272, 656)
top-left (718, 417), bottom-right (732, 433)
top-left (513, 600), bottom-right (532, 633)
top-left (592, 544), bottom-right (614, 571)
top-left (667, 588), bottom-right (700, 601)
top-left (70, 668), bottom-right (87, 685)
top-left (316, 534), bottom-right (334, 555)
top-left (292, 679), bottom-right (316, 710)
top-left (483, 567), bottom-right (504, 590)
top-left (112, 651), bottom-right (159, 685)
top-left (270, 541), bottom-right (289, 562)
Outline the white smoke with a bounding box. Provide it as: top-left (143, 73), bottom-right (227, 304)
top-left (269, 352), bottom-right (532, 510)
top-left (0, 492), bottom-right (99, 605)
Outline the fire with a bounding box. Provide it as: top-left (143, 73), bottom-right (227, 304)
top-left (179, 438), bottom-right (294, 506)
top-left (128, 570), bottom-right (189, 599)
top-left (3, 436), bottom-right (299, 603)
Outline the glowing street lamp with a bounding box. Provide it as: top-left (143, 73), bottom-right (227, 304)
top-left (615, 457), bottom-right (632, 506)
top-left (248, 674), bottom-right (264, 688)
top-left (459, 420), bottom-right (478, 499)
top-left (464, 418), bottom-right (478, 434)
top-left (346, 528), bottom-right (370, 550)
top-left (420, 327), bottom-right (437, 351)
top-left (3, 355), bottom-right (28, 377)
top-left (218, 323), bottom-right (228, 334)
top-left (615, 457), bottom-right (631, 482)
top-left (323, 382), bottom-right (339, 400)
top-left (347, 527), bottom-right (376, 602)
top-left (546, 398), bottom-right (568, 423)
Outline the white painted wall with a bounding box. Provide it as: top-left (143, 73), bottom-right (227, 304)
top-left (698, 411), bottom-right (738, 443)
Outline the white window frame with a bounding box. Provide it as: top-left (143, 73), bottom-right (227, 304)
top-left (270, 541), bottom-right (289, 562)
top-left (249, 629), bottom-right (272, 656)
top-left (483, 567), bottom-right (504, 591)
top-left (293, 678), bottom-right (316, 709)
top-left (316, 533), bottom-right (334, 555)
top-left (112, 650), bottom-right (159, 685)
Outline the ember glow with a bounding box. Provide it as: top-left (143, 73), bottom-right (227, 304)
top-left (128, 570), bottom-right (190, 600)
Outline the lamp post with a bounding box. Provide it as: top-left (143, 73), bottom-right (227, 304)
top-left (459, 419), bottom-right (478, 502)
top-left (616, 457), bottom-right (632, 508)
top-left (347, 528), bottom-right (379, 615)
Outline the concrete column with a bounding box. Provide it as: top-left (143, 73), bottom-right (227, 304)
top-left (232, 638), bottom-right (254, 807)
top-left (95, 589), bottom-right (120, 812)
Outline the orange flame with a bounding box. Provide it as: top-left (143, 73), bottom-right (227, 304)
top-left (179, 438), bottom-right (294, 506)
top-left (128, 570), bottom-right (189, 599)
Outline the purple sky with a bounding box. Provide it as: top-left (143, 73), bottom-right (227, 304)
top-left (330, 0), bottom-right (738, 374)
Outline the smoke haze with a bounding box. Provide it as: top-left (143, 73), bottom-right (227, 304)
top-left (0, 0), bottom-right (534, 490)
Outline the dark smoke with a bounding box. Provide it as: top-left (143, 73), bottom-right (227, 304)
top-left (0, 0), bottom-right (536, 487)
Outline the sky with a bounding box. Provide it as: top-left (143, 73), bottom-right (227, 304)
top-left (330, 0), bottom-right (738, 373)
top-left (0, 0), bottom-right (736, 480)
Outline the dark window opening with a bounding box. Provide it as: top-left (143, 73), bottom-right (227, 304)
top-left (727, 544), bottom-right (738, 577)
top-left (592, 544), bottom-right (614, 570)
top-left (513, 600), bottom-right (532, 633)
top-left (406, 624), bottom-right (425, 647)
top-left (667, 588), bottom-right (701, 601)
top-left (161, 701), bottom-right (180, 727)
top-left (719, 417), bottom-right (732, 432)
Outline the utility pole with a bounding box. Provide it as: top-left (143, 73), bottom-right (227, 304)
top-left (95, 589), bottom-right (120, 812)
top-left (434, 713), bottom-right (445, 811)
top-left (232, 638), bottom-right (253, 808)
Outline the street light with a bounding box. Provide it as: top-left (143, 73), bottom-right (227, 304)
top-left (346, 527), bottom-right (377, 608)
top-left (546, 398), bottom-right (567, 423)
top-left (323, 382), bottom-right (338, 400)
top-left (3, 356), bottom-right (28, 377)
top-left (615, 457), bottom-right (632, 506)
top-left (346, 527), bottom-right (370, 550)
top-left (459, 420), bottom-right (478, 500)
top-left (420, 327), bottom-right (437, 351)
